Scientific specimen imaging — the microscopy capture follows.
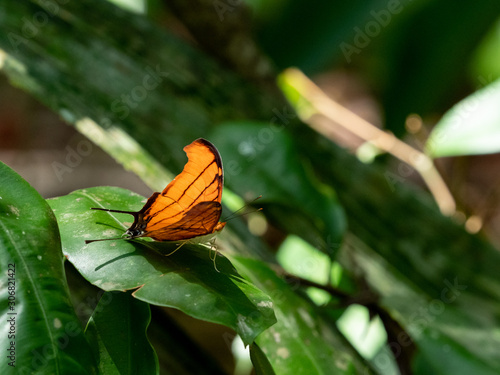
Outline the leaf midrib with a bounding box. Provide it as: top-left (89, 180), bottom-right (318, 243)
top-left (0, 219), bottom-right (61, 373)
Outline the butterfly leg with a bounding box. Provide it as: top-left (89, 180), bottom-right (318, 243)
top-left (165, 241), bottom-right (187, 256)
top-left (208, 239), bottom-right (220, 273)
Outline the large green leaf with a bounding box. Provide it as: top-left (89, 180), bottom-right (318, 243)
top-left (426, 78), bottom-right (500, 157)
top-left (0, 162), bottom-right (95, 374)
top-left (230, 256), bottom-right (375, 375)
top-left (85, 291), bottom-right (159, 375)
top-left (47, 186), bottom-right (276, 346)
top-left (211, 122), bottom-right (346, 258)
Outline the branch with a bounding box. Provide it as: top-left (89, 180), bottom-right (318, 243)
top-left (282, 68), bottom-right (456, 216)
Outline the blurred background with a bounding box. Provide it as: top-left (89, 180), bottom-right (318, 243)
top-left (1, 1), bottom-right (500, 374)
top-left (2, 0), bottom-right (500, 243)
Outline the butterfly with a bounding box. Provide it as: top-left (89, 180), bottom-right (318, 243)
top-left (86, 138), bottom-right (226, 249)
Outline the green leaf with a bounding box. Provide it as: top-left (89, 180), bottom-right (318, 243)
top-left (211, 122), bottom-right (346, 258)
top-left (229, 256), bottom-right (375, 375)
top-left (85, 291), bottom-right (159, 375)
top-left (0, 162), bottom-right (95, 374)
top-left (426, 78), bottom-right (500, 157)
top-left (470, 19), bottom-right (500, 82)
top-left (250, 342), bottom-right (276, 375)
top-left (47, 186), bottom-right (276, 346)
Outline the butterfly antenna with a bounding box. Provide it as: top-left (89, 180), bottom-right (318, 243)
top-left (85, 237), bottom-right (125, 244)
top-left (223, 195), bottom-right (263, 222)
top-left (90, 207), bottom-right (139, 217)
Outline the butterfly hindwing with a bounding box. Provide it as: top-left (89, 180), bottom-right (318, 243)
top-left (145, 201), bottom-right (222, 241)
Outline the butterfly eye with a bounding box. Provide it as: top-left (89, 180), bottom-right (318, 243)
top-left (126, 228), bottom-right (143, 238)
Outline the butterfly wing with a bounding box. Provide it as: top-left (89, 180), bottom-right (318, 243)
top-left (130, 138), bottom-right (224, 241)
top-left (162, 138), bottom-right (223, 204)
top-left (145, 201), bottom-right (223, 241)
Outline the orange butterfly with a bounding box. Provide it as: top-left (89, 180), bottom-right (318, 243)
top-left (86, 138), bottom-right (226, 246)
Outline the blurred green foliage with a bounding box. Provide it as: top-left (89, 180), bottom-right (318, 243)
top-left (250, 0), bottom-right (500, 135)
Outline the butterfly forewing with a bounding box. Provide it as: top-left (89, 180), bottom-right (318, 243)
top-left (163, 139), bottom-right (223, 205)
top-left (138, 139), bottom-right (224, 240)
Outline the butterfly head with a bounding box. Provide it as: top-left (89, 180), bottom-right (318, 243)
top-left (125, 227), bottom-right (145, 239)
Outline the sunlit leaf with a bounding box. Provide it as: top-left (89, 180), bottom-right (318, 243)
top-left (0, 162), bottom-right (95, 374)
top-left (426, 78), bottom-right (500, 157)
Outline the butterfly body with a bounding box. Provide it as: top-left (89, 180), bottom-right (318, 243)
top-left (87, 138), bottom-right (226, 245)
